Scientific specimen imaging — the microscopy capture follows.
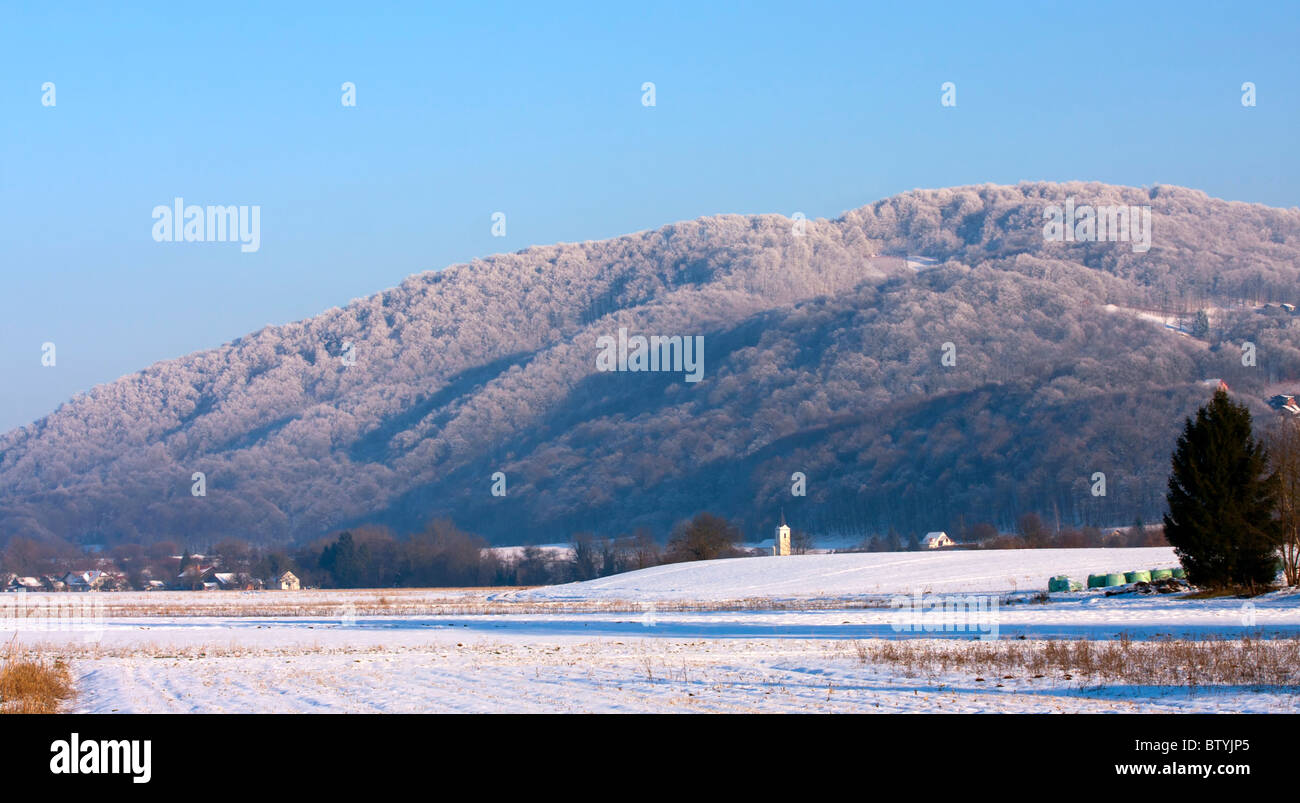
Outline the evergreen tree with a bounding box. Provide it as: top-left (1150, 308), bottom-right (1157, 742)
top-left (1163, 390), bottom-right (1282, 591)
top-left (1192, 309), bottom-right (1211, 338)
top-left (320, 531), bottom-right (362, 587)
top-left (886, 527), bottom-right (901, 552)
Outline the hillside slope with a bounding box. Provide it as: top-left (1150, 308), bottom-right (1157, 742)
top-left (2, 182), bottom-right (1299, 547)
top-left (512, 547), bottom-right (1183, 599)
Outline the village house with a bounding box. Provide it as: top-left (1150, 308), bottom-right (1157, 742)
top-left (212, 572), bottom-right (263, 591)
top-left (62, 571), bottom-right (106, 592)
top-left (272, 571), bottom-right (300, 591)
top-left (5, 576), bottom-right (44, 593)
top-left (1268, 394), bottom-right (1300, 416)
top-left (921, 531), bottom-right (955, 549)
top-left (174, 565), bottom-right (216, 591)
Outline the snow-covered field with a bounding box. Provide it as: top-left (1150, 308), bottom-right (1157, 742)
top-left (511, 547), bottom-right (1183, 602)
top-left (5, 549), bottom-right (1298, 713)
top-left (60, 631), bottom-right (1300, 714)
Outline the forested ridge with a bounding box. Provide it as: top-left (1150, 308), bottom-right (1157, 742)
top-left (2, 181), bottom-right (1299, 549)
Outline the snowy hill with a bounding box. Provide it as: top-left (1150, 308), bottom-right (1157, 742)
top-left (517, 547), bottom-right (1181, 601)
top-left (5, 182), bottom-right (1299, 547)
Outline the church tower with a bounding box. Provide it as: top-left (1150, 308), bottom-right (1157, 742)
top-left (774, 510), bottom-right (791, 556)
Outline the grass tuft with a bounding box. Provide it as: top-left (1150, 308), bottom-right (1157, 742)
top-left (0, 647), bottom-right (74, 714)
top-left (852, 635), bottom-right (1300, 690)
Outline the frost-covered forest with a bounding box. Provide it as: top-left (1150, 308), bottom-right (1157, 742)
top-left (2, 181), bottom-right (1299, 549)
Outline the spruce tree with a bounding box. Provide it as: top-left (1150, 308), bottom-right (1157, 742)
top-left (886, 527), bottom-right (901, 552)
top-left (1163, 389), bottom-right (1281, 591)
top-left (1192, 309), bottom-right (1211, 338)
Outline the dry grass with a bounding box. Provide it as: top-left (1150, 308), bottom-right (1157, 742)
top-left (58, 587), bottom-right (1058, 619)
top-left (82, 590), bottom-right (913, 618)
top-left (0, 647), bottom-right (74, 713)
top-left (853, 635), bottom-right (1300, 689)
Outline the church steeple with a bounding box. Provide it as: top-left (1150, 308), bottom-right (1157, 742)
top-left (774, 510), bottom-right (791, 556)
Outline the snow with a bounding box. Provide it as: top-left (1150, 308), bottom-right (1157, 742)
top-left (485, 544), bottom-right (574, 561)
top-left (5, 547), bottom-right (1298, 714)
top-left (511, 548), bottom-right (1182, 602)
top-left (1103, 303), bottom-right (1197, 337)
top-left (63, 636), bottom-right (1297, 714)
top-left (17, 601), bottom-right (1295, 714)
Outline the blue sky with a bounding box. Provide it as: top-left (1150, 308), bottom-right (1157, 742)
top-left (1, 0), bottom-right (1298, 432)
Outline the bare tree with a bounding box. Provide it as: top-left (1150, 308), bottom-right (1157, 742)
top-left (569, 532), bottom-right (600, 581)
top-left (628, 528), bottom-right (661, 569)
top-left (1017, 513), bottom-right (1051, 548)
top-left (790, 529), bottom-right (814, 555)
top-left (666, 513), bottom-right (742, 562)
top-left (1268, 417), bottom-right (1300, 586)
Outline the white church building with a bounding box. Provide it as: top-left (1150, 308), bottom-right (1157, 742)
top-left (773, 512), bottom-right (791, 556)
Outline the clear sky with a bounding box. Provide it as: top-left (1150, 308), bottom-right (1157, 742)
top-left (2, 0), bottom-right (1298, 433)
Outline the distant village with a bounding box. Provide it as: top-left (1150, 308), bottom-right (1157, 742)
top-left (1, 514), bottom-right (1162, 593)
top-left (3, 563), bottom-right (300, 594)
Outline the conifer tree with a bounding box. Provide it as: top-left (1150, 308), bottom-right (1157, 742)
top-left (1163, 390), bottom-right (1281, 591)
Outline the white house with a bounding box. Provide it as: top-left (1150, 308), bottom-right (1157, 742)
top-left (273, 571), bottom-right (301, 591)
top-left (62, 570), bottom-right (105, 591)
top-left (6, 576), bottom-right (43, 592)
top-left (921, 531), bottom-right (955, 549)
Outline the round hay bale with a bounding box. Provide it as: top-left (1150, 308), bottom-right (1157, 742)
top-left (1125, 570), bottom-right (1152, 584)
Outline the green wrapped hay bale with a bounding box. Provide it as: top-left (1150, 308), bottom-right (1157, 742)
top-left (1125, 570), bottom-right (1152, 584)
top-left (1172, 567), bottom-right (1186, 579)
top-left (1087, 574), bottom-right (1108, 589)
top-left (1070, 580), bottom-right (1084, 591)
top-left (1048, 575), bottom-right (1072, 592)
top-left (1104, 572), bottom-right (1126, 587)
top-left (1150, 568), bottom-right (1173, 580)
